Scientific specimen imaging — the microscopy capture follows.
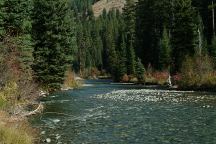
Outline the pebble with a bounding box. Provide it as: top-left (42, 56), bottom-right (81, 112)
top-left (45, 138), bottom-right (51, 143)
top-left (41, 131), bottom-right (46, 135)
top-left (52, 119), bottom-right (60, 123)
top-left (56, 134), bottom-right (61, 140)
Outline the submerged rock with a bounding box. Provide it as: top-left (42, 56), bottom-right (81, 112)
top-left (52, 119), bottom-right (60, 123)
top-left (41, 131), bottom-right (46, 135)
top-left (45, 138), bottom-right (51, 143)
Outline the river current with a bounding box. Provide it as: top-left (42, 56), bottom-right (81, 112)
top-left (32, 80), bottom-right (216, 144)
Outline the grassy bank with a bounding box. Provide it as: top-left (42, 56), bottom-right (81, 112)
top-left (62, 69), bottom-right (84, 90)
top-left (0, 111), bottom-right (36, 144)
top-left (0, 124), bottom-right (33, 144)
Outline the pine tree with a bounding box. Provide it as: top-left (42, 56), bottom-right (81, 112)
top-left (135, 0), bottom-right (158, 68)
top-left (32, 0), bottom-right (76, 91)
top-left (105, 25), bottom-right (117, 78)
top-left (171, 0), bottom-right (198, 71)
top-left (135, 58), bottom-right (145, 82)
top-left (123, 0), bottom-right (136, 75)
top-left (127, 42), bottom-right (136, 75)
top-left (117, 35), bottom-right (127, 80)
top-left (83, 25), bottom-right (93, 68)
top-left (91, 24), bottom-right (103, 68)
top-left (0, 0), bottom-right (32, 35)
top-left (159, 27), bottom-right (171, 70)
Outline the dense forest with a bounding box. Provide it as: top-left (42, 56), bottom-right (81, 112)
top-left (1, 0), bottom-right (216, 101)
top-left (1, 0), bottom-right (216, 143)
top-left (72, 0), bottom-right (216, 89)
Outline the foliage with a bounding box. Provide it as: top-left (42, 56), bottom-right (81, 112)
top-left (178, 56), bottom-right (216, 90)
top-left (63, 68), bottom-right (82, 89)
top-left (0, 37), bottom-right (38, 110)
top-left (171, 0), bottom-right (198, 72)
top-left (124, 0), bottom-right (136, 75)
top-left (121, 74), bottom-right (129, 82)
top-left (144, 71), bottom-right (169, 85)
top-left (159, 27), bottom-right (171, 70)
top-left (135, 58), bottom-right (145, 82)
top-left (32, 0), bottom-right (76, 91)
top-left (210, 35), bottom-right (216, 64)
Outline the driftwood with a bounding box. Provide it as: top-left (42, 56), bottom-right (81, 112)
top-left (22, 103), bottom-right (43, 117)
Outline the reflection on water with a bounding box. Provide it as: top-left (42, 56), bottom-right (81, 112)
top-left (32, 80), bottom-right (216, 144)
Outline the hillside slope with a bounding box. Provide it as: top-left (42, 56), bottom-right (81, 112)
top-left (92, 0), bottom-right (126, 17)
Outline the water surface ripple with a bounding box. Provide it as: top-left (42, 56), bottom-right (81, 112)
top-left (32, 80), bottom-right (216, 144)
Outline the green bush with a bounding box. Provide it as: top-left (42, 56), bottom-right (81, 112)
top-left (178, 55), bottom-right (216, 90)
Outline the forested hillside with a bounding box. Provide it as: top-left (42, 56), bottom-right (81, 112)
top-left (1, 0), bottom-right (216, 142)
top-left (72, 0), bottom-right (216, 89)
top-left (1, 0), bottom-right (216, 93)
top-left (0, 0), bottom-right (216, 106)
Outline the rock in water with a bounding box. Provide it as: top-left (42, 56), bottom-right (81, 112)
top-left (46, 138), bottom-right (51, 143)
top-left (41, 131), bottom-right (46, 135)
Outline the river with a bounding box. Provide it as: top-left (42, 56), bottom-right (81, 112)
top-left (32, 80), bottom-right (216, 144)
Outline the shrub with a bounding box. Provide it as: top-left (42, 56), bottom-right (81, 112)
top-left (178, 55), bottom-right (216, 90)
top-left (121, 74), bottom-right (129, 82)
top-left (144, 67), bottom-right (169, 85)
top-left (63, 68), bottom-right (82, 89)
top-left (152, 71), bottom-right (169, 85)
top-left (81, 67), bottom-right (101, 79)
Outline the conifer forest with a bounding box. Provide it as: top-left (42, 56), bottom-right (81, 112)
top-left (1, 0), bottom-right (216, 143)
top-left (1, 0), bottom-right (216, 91)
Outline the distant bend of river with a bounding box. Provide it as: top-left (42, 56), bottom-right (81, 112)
top-left (32, 80), bottom-right (216, 144)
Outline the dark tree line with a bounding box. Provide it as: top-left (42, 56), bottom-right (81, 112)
top-left (65, 0), bottom-right (216, 82)
top-left (1, 0), bottom-right (216, 91)
top-left (135, 0), bottom-right (216, 72)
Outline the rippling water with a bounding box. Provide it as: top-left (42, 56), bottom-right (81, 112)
top-left (31, 80), bottom-right (216, 144)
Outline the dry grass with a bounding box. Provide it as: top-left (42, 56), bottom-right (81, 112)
top-left (0, 111), bottom-right (36, 144)
top-left (63, 68), bottom-right (82, 89)
top-left (144, 71), bottom-right (169, 85)
top-left (0, 124), bottom-right (33, 144)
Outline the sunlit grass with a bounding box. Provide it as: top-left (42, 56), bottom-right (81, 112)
top-left (63, 69), bottom-right (83, 89)
top-left (0, 124), bottom-right (33, 144)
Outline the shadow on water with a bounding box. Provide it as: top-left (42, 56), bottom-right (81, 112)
top-left (32, 80), bottom-right (216, 144)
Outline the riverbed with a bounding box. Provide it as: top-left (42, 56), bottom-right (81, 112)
top-left (32, 80), bottom-right (216, 143)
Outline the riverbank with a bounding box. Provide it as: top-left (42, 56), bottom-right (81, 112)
top-left (0, 81), bottom-right (42, 143)
top-left (0, 73), bottom-right (83, 144)
top-left (0, 102), bottom-right (43, 143)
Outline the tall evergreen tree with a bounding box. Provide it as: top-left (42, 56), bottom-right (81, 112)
top-left (159, 27), bottom-right (171, 70)
top-left (105, 25), bottom-right (117, 78)
top-left (123, 0), bottom-right (136, 75)
top-left (91, 24), bottom-right (103, 68)
top-left (135, 58), bottom-right (145, 82)
top-left (171, 0), bottom-right (198, 71)
top-left (32, 0), bottom-right (76, 91)
top-left (135, 0), bottom-right (159, 68)
top-left (117, 35), bottom-right (127, 80)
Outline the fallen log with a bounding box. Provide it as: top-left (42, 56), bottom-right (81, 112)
top-left (22, 103), bottom-right (44, 117)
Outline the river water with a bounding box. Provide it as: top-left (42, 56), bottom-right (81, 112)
top-left (32, 80), bottom-right (216, 144)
